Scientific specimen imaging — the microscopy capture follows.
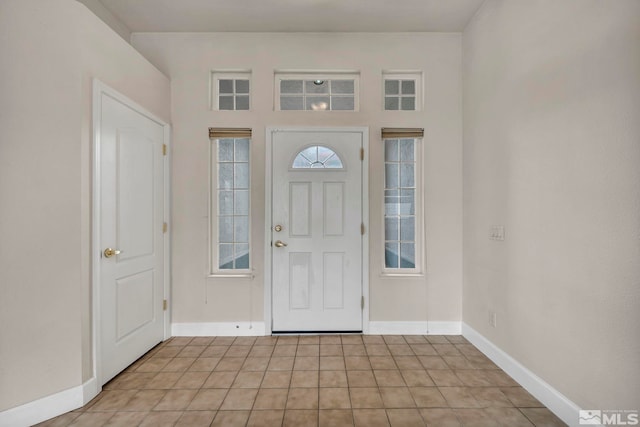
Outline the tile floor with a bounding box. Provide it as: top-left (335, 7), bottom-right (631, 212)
top-left (37, 335), bottom-right (566, 426)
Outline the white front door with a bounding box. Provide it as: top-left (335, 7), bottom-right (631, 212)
top-left (271, 130), bottom-right (363, 332)
top-left (96, 86), bottom-right (167, 385)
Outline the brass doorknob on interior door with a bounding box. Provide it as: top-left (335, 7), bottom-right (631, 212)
top-left (274, 240), bottom-right (287, 248)
top-left (104, 248), bottom-right (121, 258)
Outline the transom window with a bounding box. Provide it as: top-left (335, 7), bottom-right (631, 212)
top-left (292, 145), bottom-right (344, 169)
top-left (383, 72), bottom-right (422, 111)
top-left (211, 71), bottom-right (251, 111)
top-left (275, 72), bottom-right (359, 111)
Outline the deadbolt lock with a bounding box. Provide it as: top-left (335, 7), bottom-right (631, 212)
top-left (274, 224), bottom-right (283, 232)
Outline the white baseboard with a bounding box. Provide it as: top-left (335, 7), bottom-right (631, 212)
top-left (0, 377), bottom-right (99, 427)
top-left (368, 321), bottom-right (461, 335)
top-left (462, 323), bottom-right (583, 427)
top-left (82, 376), bottom-right (99, 405)
top-left (171, 321), bottom-right (460, 337)
top-left (172, 322), bottom-right (266, 336)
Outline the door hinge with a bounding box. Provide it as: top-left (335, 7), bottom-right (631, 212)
top-left (163, 222), bottom-right (168, 233)
top-left (163, 299), bottom-right (168, 311)
top-left (162, 144), bottom-right (167, 156)
top-left (361, 296), bottom-right (365, 309)
top-left (360, 147), bottom-right (364, 161)
top-left (361, 223), bottom-right (365, 235)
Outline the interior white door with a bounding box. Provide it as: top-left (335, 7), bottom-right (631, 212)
top-left (272, 130), bottom-right (363, 331)
top-left (98, 91), bottom-right (165, 385)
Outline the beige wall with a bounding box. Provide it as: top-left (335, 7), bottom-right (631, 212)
top-left (131, 33), bottom-right (463, 325)
top-left (463, 0), bottom-right (640, 409)
top-left (0, 0), bottom-right (170, 411)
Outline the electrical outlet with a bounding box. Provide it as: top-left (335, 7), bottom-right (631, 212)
top-left (489, 311), bottom-right (497, 328)
top-left (489, 225), bottom-right (505, 241)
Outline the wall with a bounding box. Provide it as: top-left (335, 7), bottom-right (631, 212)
top-left (76, 0), bottom-right (132, 43)
top-left (463, 0), bottom-right (640, 410)
top-left (0, 0), bottom-right (170, 412)
top-left (132, 33), bottom-right (463, 327)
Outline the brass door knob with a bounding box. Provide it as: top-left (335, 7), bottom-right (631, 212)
top-left (104, 248), bottom-right (122, 258)
top-left (274, 240), bottom-right (288, 248)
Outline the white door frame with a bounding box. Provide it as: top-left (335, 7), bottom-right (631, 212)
top-left (264, 127), bottom-right (369, 335)
top-left (91, 80), bottom-right (171, 390)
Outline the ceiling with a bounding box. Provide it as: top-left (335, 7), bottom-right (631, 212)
top-left (89, 0), bottom-right (485, 33)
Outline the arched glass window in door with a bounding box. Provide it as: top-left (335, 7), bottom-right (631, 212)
top-left (292, 145), bottom-right (344, 169)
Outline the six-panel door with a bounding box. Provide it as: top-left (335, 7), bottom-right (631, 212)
top-left (272, 130), bottom-right (363, 331)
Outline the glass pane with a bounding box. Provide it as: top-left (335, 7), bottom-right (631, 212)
top-left (384, 96), bottom-right (399, 110)
top-left (401, 80), bottom-right (415, 94)
top-left (385, 243), bottom-right (399, 268)
top-left (400, 217), bottom-right (415, 242)
top-left (305, 80), bottom-right (329, 94)
top-left (218, 191), bottom-right (233, 215)
top-left (400, 189), bottom-right (415, 215)
top-left (219, 217), bottom-right (233, 242)
top-left (400, 139), bottom-right (414, 162)
top-left (331, 96), bottom-right (355, 111)
top-left (384, 190), bottom-right (399, 215)
top-left (218, 139), bottom-right (234, 162)
top-left (235, 79), bottom-right (250, 94)
top-left (280, 96), bottom-right (304, 110)
top-left (306, 96), bottom-right (330, 111)
top-left (385, 164), bottom-right (399, 189)
top-left (234, 244), bottom-right (249, 269)
top-left (236, 95), bottom-right (250, 110)
top-left (400, 164), bottom-right (415, 188)
top-left (331, 80), bottom-right (354, 94)
top-left (234, 190), bottom-right (249, 215)
top-left (281, 80), bottom-right (303, 94)
top-left (385, 80), bottom-right (399, 95)
top-left (401, 97), bottom-right (415, 111)
top-left (234, 163), bottom-right (249, 189)
top-left (234, 216), bottom-right (249, 242)
top-left (324, 156), bottom-right (343, 168)
top-left (219, 95), bottom-right (234, 110)
top-left (219, 79), bottom-right (233, 94)
top-left (219, 244), bottom-right (233, 269)
top-left (400, 243), bottom-right (416, 268)
top-left (218, 164), bottom-right (234, 189)
top-left (317, 146), bottom-right (334, 162)
top-left (385, 139), bottom-right (399, 162)
top-left (234, 138), bottom-right (250, 162)
top-left (385, 217), bottom-right (399, 241)
top-left (300, 146), bottom-right (318, 162)
top-left (292, 154), bottom-right (310, 168)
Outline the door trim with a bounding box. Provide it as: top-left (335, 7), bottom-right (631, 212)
top-left (264, 127), bottom-right (369, 335)
top-left (91, 79), bottom-right (171, 389)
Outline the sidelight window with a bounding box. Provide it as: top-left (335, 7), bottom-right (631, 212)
top-left (382, 128), bottom-right (423, 273)
top-left (210, 128), bottom-right (252, 275)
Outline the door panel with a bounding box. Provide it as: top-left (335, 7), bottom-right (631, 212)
top-left (116, 131), bottom-right (155, 261)
top-left (115, 269), bottom-right (154, 340)
top-left (323, 183), bottom-right (344, 236)
top-left (99, 92), bottom-right (165, 385)
top-left (272, 130), bottom-right (363, 331)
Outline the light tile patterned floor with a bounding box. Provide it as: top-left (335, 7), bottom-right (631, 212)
top-left (37, 335), bottom-right (566, 426)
